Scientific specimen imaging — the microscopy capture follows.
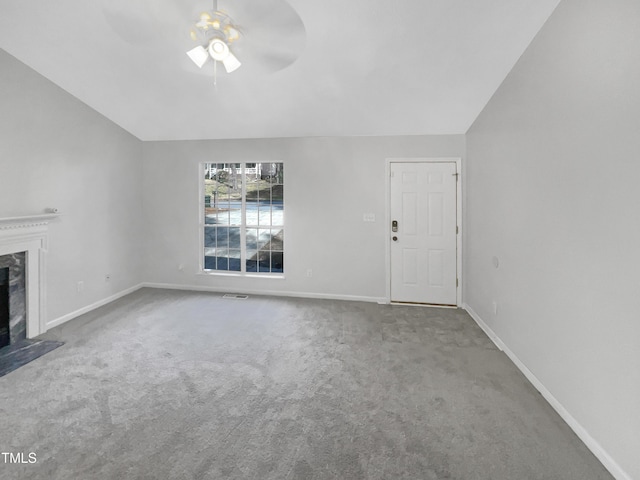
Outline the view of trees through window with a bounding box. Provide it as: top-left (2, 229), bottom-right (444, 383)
top-left (203, 163), bottom-right (284, 274)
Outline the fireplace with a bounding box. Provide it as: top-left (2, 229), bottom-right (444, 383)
top-left (0, 215), bottom-right (63, 377)
top-left (0, 252), bottom-right (26, 348)
top-left (0, 267), bottom-right (9, 348)
top-left (0, 214), bottom-right (54, 339)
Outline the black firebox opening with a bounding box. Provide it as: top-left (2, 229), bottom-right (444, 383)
top-left (0, 267), bottom-right (9, 349)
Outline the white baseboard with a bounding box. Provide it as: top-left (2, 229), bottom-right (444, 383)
top-left (45, 283), bottom-right (144, 330)
top-left (141, 282), bottom-right (387, 305)
top-left (462, 303), bottom-right (632, 480)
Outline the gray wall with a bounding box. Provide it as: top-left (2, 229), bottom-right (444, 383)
top-left (465, 1), bottom-right (640, 478)
top-left (0, 49), bottom-right (143, 322)
top-left (142, 135), bottom-right (464, 300)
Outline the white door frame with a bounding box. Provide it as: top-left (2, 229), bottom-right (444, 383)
top-left (385, 157), bottom-right (462, 307)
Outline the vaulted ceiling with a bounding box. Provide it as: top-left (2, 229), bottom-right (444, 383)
top-left (0, 0), bottom-right (560, 141)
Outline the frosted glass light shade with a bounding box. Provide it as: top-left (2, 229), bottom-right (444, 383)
top-left (186, 46), bottom-right (209, 68)
top-left (222, 52), bottom-right (241, 73)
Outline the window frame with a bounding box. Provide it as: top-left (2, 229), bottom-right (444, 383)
top-left (198, 161), bottom-right (285, 277)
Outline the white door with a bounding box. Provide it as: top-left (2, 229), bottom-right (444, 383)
top-left (390, 162), bottom-right (458, 305)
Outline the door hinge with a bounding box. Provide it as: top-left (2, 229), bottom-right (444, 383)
top-left (456, 278), bottom-right (459, 287)
top-left (453, 172), bottom-right (459, 181)
top-left (390, 170), bottom-right (395, 177)
top-left (456, 226), bottom-right (459, 235)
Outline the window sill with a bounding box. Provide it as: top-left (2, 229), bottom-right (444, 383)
top-left (197, 271), bottom-right (285, 280)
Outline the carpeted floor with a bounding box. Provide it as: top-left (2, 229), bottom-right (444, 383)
top-left (0, 288), bottom-right (612, 479)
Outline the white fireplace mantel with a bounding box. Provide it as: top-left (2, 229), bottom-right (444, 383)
top-left (0, 213), bottom-right (59, 338)
top-left (0, 213), bottom-right (60, 231)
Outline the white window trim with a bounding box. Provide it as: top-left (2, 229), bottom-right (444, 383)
top-left (198, 161), bottom-right (285, 277)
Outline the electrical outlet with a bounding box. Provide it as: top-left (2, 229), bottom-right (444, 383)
top-left (363, 213), bottom-right (376, 222)
top-left (306, 269), bottom-right (313, 277)
top-left (77, 281), bottom-right (84, 293)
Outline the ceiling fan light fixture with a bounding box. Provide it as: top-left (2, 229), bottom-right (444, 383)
top-left (187, 45), bottom-right (209, 68)
top-left (187, 9), bottom-right (243, 77)
top-left (222, 52), bottom-right (241, 73)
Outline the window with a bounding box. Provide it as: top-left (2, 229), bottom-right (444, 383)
top-left (202, 162), bottom-right (284, 274)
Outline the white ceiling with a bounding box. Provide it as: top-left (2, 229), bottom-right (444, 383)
top-left (0, 0), bottom-right (560, 141)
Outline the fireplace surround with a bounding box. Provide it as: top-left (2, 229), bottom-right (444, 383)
top-left (0, 214), bottom-right (57, 339)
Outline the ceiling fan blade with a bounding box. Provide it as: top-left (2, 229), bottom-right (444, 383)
top-left (238, 33), bottom-right (304, 73)
top-left (222, 51), bottom-right (242, 73)
top-left (225, 0), bottom-right (306, 73)
top-left (187, 45), bottom-right (209, 68)
top-left (227, 0), bottom-right (299, 30)
top-left (102, 0), bottom-right (188, 44)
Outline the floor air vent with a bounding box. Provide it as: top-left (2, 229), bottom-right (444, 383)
top-left (222, 294), bottom-right (249, 299)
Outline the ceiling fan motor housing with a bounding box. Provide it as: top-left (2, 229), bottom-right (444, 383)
top-left (208, 38), bottom-right (230, 61)
top-left (192, 10), bottom-right (240, 47)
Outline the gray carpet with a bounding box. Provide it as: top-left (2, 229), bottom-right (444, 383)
top-left (0, 289), bottom-right (612, 479)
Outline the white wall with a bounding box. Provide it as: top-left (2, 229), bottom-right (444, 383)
top-left (0, 49), bottom-right (143, 323)
top-left (142, 135), bottom-right (464, 300)
top-left (465, 1), bottom-right (640, 479)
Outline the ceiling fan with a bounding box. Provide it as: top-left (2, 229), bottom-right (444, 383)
top-left (101, 0), bottom-right (306, 78)
top-left (184, 0), bottom-right (305, 81)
